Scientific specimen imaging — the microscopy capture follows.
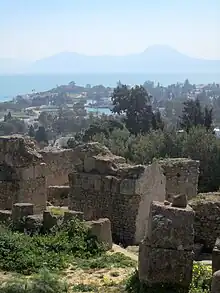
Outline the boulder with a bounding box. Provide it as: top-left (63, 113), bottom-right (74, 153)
top-left (172, 194), bottom-right (187, 208)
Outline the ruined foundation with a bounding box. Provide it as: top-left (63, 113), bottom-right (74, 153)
top-left (139, 200), bottom-right (195, 289)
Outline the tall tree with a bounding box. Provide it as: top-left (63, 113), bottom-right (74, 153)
top-left (180, 98), bottom-right (213, 132)
top-left (111, 84), bottom-right (155, 135)
top-left (180, 98), bottom-right (204, 132)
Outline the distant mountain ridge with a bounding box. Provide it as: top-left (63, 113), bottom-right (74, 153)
top-left (1, 45), bottom-right (220, 74)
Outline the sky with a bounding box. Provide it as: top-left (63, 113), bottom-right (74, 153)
top-left (0, 0), bottom-right (219, 60)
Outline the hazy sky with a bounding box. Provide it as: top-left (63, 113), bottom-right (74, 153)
top-left (0, 0), bottom-right (219, 60)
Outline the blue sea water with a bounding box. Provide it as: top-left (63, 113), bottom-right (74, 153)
top-left (0, 73), bottom-right (220, 101)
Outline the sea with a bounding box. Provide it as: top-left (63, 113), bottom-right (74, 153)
top-left (1, 72), bottom-right (220, 105)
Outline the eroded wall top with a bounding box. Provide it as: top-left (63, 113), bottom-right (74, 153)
top-left (0, 135), bottom-right (43, 167)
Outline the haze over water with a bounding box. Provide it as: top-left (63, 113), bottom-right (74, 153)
top-left (1, 73), bottom-right (220, 100)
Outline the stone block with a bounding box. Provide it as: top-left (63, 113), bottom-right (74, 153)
top-left (120, 179), bottom-right (137, 195)
top-left (87, 155), bottom-right (118, 175)
top-left (0, 210), bottom-right (12, 224)
top-left (25, 214), bottom-right (43, 234)
top-left (147, 201), bottom-right (195, 251)
top-left (64, 210), bottom-right (84, 222)
top-left (12, 203), bottom-right (34, 221)
top-left (43, 210), bottom-right (60, 231)
top-left (212, 238), bottom-right (220, 273)
top-left (212, 270), bottom-right (220, 293)
top-left (86, 218), bottom-right (112, 250)
top-left (138, 241), bottom-right (193, 287)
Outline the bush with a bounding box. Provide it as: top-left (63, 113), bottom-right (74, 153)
top-left (0, 219), bottom-right (104, 274)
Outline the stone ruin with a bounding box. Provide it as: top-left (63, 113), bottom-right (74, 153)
top-left (6, 134), bottom-right (220, 288)
top-left (0, 202), bottom-right (113, 251)
top-left (0, 135), bottom-right (200, 247)
top-left (139, 198), bottom-right (195, 289)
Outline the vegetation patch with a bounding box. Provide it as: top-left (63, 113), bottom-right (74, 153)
top-left (0, 219), bottom-right (103, 275)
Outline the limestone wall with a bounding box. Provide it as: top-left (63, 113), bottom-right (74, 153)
top-left (68, 155), bottom-right (166, 245)
top-left (159, 158), bottom-right (200, 201)
top-left (47, 185), bottom-right (70, 206)
top-left (189, 192), bottom-right (220, 250)
top-left (0, 135), bottom-right (46, 212)
top-left (40, 149), bottom-right (76, 187)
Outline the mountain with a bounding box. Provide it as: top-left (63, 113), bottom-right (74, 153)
top-left (1, 45), bottom-right (220, 74)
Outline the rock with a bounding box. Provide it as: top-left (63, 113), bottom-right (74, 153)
top-left (172, 194), bottom-right (187, 208)
top-left (164, 200), bottom-right (170, 206)
top-left (212, 270), bottom-right (220, 293)
top-left (26, 214), bottom-right (43, 234)
top-left (86, 218), bottom-right (112, 250)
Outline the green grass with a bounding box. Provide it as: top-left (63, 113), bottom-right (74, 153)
top-left (73, 253), bottom-right (136, 270)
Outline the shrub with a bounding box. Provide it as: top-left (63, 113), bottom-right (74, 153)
top-left (0, 219), bottom-right (104, 274)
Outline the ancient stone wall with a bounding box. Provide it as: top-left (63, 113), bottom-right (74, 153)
top-left (40, 148), bottom-right (76, 187)
top-left (68, 153), bottom-right (166, 245)
top-left (139, 200), bottom-right (194, 288)
top-left (0, 135), bottom-right (46, 212)
top-left (189, 192), bottom-right (220, 250)
top-left (47, 185), bottom-right (70, 206)
top-left (159, 158), bottom-right (200, 201)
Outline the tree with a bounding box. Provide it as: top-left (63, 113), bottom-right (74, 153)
top-left (180, 98), bottom-right (213, 132)
top-left (152, 110), bottom-right (164, 130)
top-left (28, 125), bottom-right (35, 137)
top-left (180, 98), bottom-right (204, 132)
top-left (4, 112), bottom-right (12, 122)
top-left (111, 84), bottom-right (155, 135)
top-left (204, 106), bottom-right (213, 130)
top-left (35, 126), bottom-right (48, 143)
